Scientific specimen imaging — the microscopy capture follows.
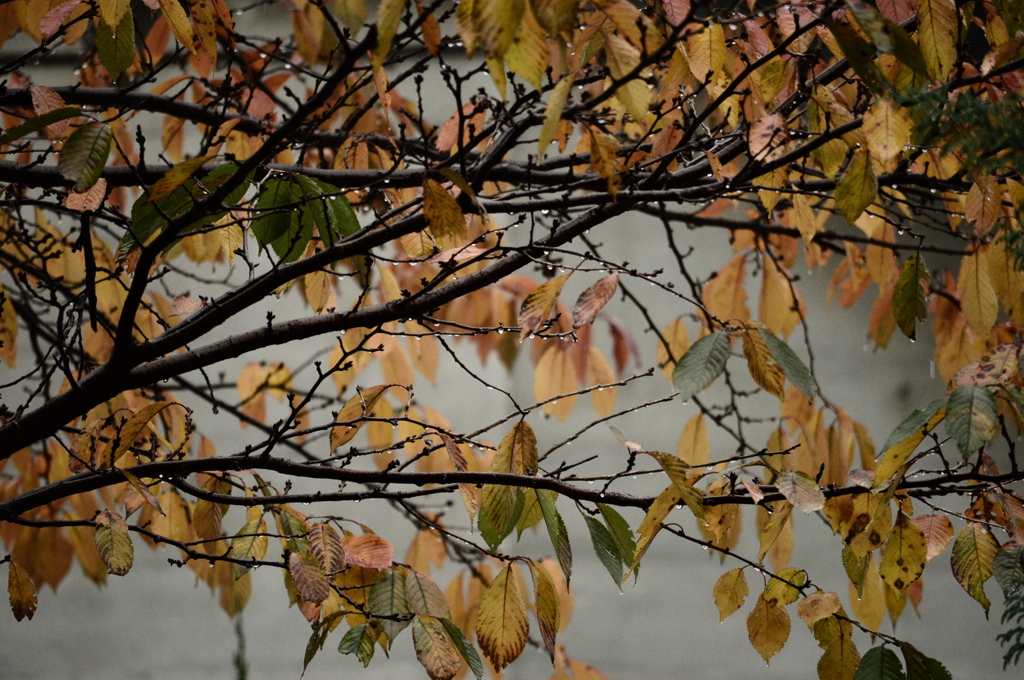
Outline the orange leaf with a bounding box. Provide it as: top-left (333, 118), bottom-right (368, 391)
top-left (572, 273), bottom-right (618, 328)
top-left (342, 533), bottom-right (394, 569)
top-left (308, 523), bottom-right (345, 575)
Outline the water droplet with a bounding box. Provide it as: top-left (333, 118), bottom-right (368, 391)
top-left (599, 493), bottom-right (605, 498)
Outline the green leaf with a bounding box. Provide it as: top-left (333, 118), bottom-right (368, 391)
top-left (843, 545), bottom-right (869, 598)
top-left (899, 643), bottom-right (952, 680)
top-left (405, 569), bottom-right (450, 618)
top-left (584, 514), bottom-right (624, 586)
top-left (598, 504), bottom-right (636, 570)
top-left (759, 329), bottom-right (817, 401)
top-left (304, 612), bottom-right (343, 673)
top-left (252, 177), bottom-right (311, 262)
top-left (59, 123), bottom-right (113, 192)
top-left (826, 21), bottom-right (887, 94)
top-left (892, 253), bottom-right (930, 340)
top-left (368, 568), bottom-right (411, 646)
top-left (0, 107), bottom-right (81, 146)
top-left (945, 384), bottom-right (999, 459)
top-left (835, 150), bottom-right (878, 224)
top-left (538, 489), bottom-right (572, 585)
top-left (338, 624), bottom-right (376, 667)
top-left (96, 8), bottom-right (135, 81)
top-left (479, 488), bottom-right (523, 551)
top-left (672, 331), bottom-right (731, 402)
top-left (440, 618), bottom-right (484, 679)
top-left (993, 543), bottom-right (1024, 597)
top-left (853, 646), bottom-right (907, 680)
top-left (293, 173), bottom-right (360, 247)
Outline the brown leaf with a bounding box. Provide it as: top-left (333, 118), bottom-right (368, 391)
top-left (308, 523), bottom-right (345, 575)
top-left (8, 560), bottom-right (37, 621)
top-left (572, 273), bottom-right (619, 328)
top-left (288, 551), bottom-right (330, 605)
top-left (911, 514), bottom-right (955, 562)
top-left (747, 592), bottom-right (790, 662)
top-left (94, 509), bottom-right (134, 576)
top-left (796, 591), bottom-right (841, 626)
top-left (342, 533), bottom-right (394, 569)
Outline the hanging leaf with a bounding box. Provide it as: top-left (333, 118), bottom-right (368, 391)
top-left (899, 642), bottom-right (952, 680)
top-left (537, 489), bottom-right (572, 584)
top-left (539, 76), bottom-right (573, 156)
top-left (993, 543), bottom-right (1024, 597)
top-left (572, 273), bottom-right (619, 328)
top-left (230, 513), bottom-right (269, 579)
top-left (875, 398), bottom-right (946, 482)
top-left (945, 384), bottom-right (999, 459)
top-left (713, 568), bottom-right (749, 622)
top-left (742, 329), bottom-right (785, 398)
top-left (369, 568), bottom-right (411, 645)
top-left (599, 503), bottom-right (635, 567)
top-left (343, 533), bottom-right (394, 569)
top-left (289, 551), bottom-right (330, 604)
top-left (631, 484), bottom-right (681, 572)
top-left (96, 8), bottom-right (135, 81)
top-left (529, 559), bottom-right (560, 661)
top-left (747, 592), bottom-right (790, 662)
top-left (910, 514), bottom-right (954, 562)
top-left (584, 514), bottom-right (624, 586)
top-left (94, 509), bottom-right (134, 576)
top-left (406, 569), bottom-right (450, 618)
top-left (835, 151), bottom-right (878, 224)
top-left (0, 106), bottom-right (81, 147)
top-left (440, 433), bottom-right (481, 522)
top-left (917, 0), bottom-right (957, 80)
top-left (423, 178), bottom-right (466, 242)
top-left (891, 253), bottom-right (930, 340)
top-left (776, 471), bottom-right (826, 514)
top-left (879, 512), bottom-right (926, 591)
top-left (758, 501), bottom-right (793, 562)
top-left (412, 615), bottom-right (462, 680)
top-left (853, 646), bottom-right (905, 680)
top-left (518, 273), bottom-right (570, 339)
top-left (759, 329), bottom-right (818, 401)
top-left (672, 331), bottom-right (731, 402)
top-left (58, 123), bottom-right (113, 192)
top-left (951, 522), bottom-right (998, 616)
top-left (338, 624), bottom-right (376, 666)
top-left (8, 560), bottom-right (37, 621)
top-left (476, 564), bottom-right (529, 671)
top-left (796, 591), bottom-right (841, 626)
top-left (330, 385), bottom-right (392, 450)
top-left (646, 451), bottom-right (705, 521)
top-left (308, 523), bottom-right (345, 575)
top-left (440, 618), bottom-right (485, 679)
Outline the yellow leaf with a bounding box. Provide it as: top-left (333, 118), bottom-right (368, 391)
top-left (862, 99), bottom-right (911, 163)
top-left (601, 32), bottom-right (651, 121)
top-left (765, 567), bottom-right (806, 606)
top-left (342, 533), bottom-right (394, 569)
top-left (587, 347), bottom-right (618, 417)
top-left (504, 4), bottom-right (548, 91)
top-left (440, 433), bottom-right (481, 522)
top-left (330, 385), bottom-right (392, 450)
top-left (951, 522), bottom-right (998, 615)
top-left (587, 126), bottom-right (622, 195)
top-left (476, 0), bottom-right (525, 58)
top-left (713, 568), bottom-right (749, 622)
top-left (656, 317), bottom-right (690, 382)
top-left (960, 249), bottom-right (998, 336)
top-left (529, 559), bottom-right (560, 660)
top-left (796, 591), bottom-right (841, 626)
top-left (186, 0), bottom-right (217, 64)
top-left (8, 560), bottom-right (37, 621)
top-left (534, 344), bottom-right (578, 421)
top-left (834, 150), bottom-right (878, 224)
top-left (288, 551), bottom-right (330, 605)
top-left (422, 178), bottom-right (466, 242)
top-left (631, 484), bottom-right (681, 571)
top-left (918, 0), bottom-right (958, 80)
top-left (539, 76), bottom-right (573, 156)
top-left (375, 0), bottom-right (408, 62)
top-left (703, 254), bottom-right (750, 322)
top-left (758, 501), bottom-right (793, 562)
top-left (875, 407), bottom-right (946, 482)
top-left (0, 283), bottom-right (19, 367)
top-left (94, 509), bottom-right (134, 576)
top-left (519, 274), bottom-right (570, 339)
top-left (646, 451), bottom-right (705, 521)
top-left (879, 512), bottom-right (926, 590)
top-left (685, 21), bottom-right (725, 84)
top-left (760, 256), bottom-right (803, 339)
top-left (148, 154), bottom-right (213, 202)
top-left (476, 564), bottom-right (529, 671)
top-left (817, 637), bottom-right (861, 680)
top-left (676, 413), bottom-right (710, 466)
top-left (96, 401), bottom-right (177, 467)
top-left (742, 329), bottom-right (785, 399)
top-left (97, 0), bottom-right (131, 28)
top-left (747, 592), bottom-right (790, 662)
top-left (848, 554), bottom-right (885, 631)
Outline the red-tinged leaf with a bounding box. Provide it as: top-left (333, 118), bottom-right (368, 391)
top-left (94, 509), bottom-right (134, 576)
top-left (0, 107), bottom-right (82, 148)
top-left (518, 273), bottom-right (570, 339)
top-left (440, 433), bottom-right (481, 521)
top-left (58, 123), bottom-right (113, 192)
top-left (288, 551), bottom-right (330, 605)
top-left (713, 568), bottom-right (749, 622)
top-left (572, 273), bottom-right (618, 328)
top-left (308, 523), bottom-right (345, 575)
top-left (529, 559), bottom-right (560, 660)
top-left (8, 560), bottom-right (37, 621)
top-left (413, 615), bottom-right (462, 680)
top-left (30, 86), bottom-right (69, 139)
top-left (342, 533), bottom-right (394, 569)
top-left (747, 592), bottom-right (790, 662)
top-left (41, 2), bottom-right (81, 40)
top-left (951, 522), bottom-right (998, 615)
top-left (776, 470), bottom-right (826, 513)
top-left (796, 591), bottom-right (841, 626)
top-left (63, 178), bottom-right (107, 212)
top-left (476, 564), bottom-right (529, 671)
top-left (607, 316), bottom-right (641, 376)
